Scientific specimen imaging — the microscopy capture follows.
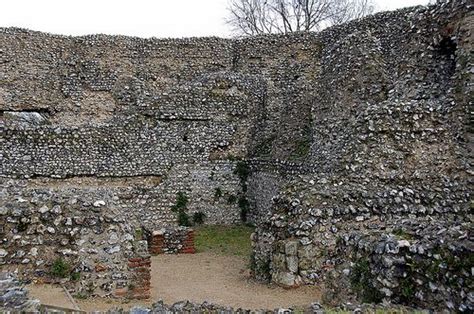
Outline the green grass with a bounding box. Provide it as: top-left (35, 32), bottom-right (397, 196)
top-left (195, 225), bottom-right (254, 256)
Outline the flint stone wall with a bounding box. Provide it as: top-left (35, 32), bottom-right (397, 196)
top-left (0, 0), bottom-right (471, 306)
top-left (249, 0), bottom-right (473, 311)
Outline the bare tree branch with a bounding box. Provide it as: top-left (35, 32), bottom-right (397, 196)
top-left (226, 0), bottom-right (375, 36)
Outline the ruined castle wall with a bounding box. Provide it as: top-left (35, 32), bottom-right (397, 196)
top-left (250, 1), bottom-right (473, 311)
top-left (0, 0), bottom-right (471, 306)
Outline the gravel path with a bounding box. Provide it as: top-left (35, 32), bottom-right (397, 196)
top-left (149, 252), bottom-right (321, 310)
top-left (30, 252), bottom-right (321, 311)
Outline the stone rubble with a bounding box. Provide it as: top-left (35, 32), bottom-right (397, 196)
top-left (0, 272), bottom-right (40, 311)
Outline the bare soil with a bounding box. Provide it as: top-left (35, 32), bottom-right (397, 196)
top-left (29, 252), bottom-right (321, 312)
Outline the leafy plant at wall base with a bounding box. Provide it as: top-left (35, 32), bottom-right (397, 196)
top-left (349, 257), bottom-right (383, 303)
top-left (234, 161), bottom-right (251, 222)
top-left (51, 258), bottom-right (70, 278)
top-left (193, 211), bottom-right (206, 225)
top-left (249, 251), bottom-right (271, 281)
top-left (399, 277), bottom-right (415, 301)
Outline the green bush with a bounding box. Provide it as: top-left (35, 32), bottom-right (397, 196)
top-left (350, 257), bottom-right (384, 303)
top-left (171, 192), bottom-right (188, 212)
top-left (17, 220), bottom-right (29, 232)
top-left (239, 197), bottom-right (250, 222)
top-left (192, 211), bottom-right (206, 225)
top-left (227, 194), bottom-right (237, 205)
top-left (70, 271), bottom-right (81, 281)
top-left (51, 258), bottom-right (70, 278)
top-left (177, 210), bottom-right (191, 226)
top-left (234, 161), bottom-right (249, 182)
top-left (214, 187), bottom-right (223, 199)
top-left (134, 228), bottom-right (143, 240)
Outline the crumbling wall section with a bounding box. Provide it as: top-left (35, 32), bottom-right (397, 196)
top-left (250, 0), bottom-right (472, 311)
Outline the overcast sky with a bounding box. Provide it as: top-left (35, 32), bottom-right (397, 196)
top-left (1, 0), bottom-right (431, 38)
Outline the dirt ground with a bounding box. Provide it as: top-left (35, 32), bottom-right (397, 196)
top-left (29, 252), bottom-right (321, 312)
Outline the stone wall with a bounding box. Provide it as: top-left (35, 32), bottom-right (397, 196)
top-left (249, 0), bottom-right (473, 311)
top-left (0, 0), bottom-right (471, 306)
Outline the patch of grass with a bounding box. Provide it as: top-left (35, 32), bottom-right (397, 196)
top-left (195, 225), bottom-right (254, 257)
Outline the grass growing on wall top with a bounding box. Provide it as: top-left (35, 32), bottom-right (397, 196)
top-left (195, 225), bottom-right (254, 257)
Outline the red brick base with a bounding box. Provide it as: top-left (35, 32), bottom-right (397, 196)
top-left (148, 229), bottom-right (195, 255)
top-left (114, 256), bottom-right (151, 299)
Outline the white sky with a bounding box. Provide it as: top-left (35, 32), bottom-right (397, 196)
top-left (1, 0), bottom-right (431, 38)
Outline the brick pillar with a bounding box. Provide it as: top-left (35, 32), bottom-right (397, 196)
top-left (148, 230), bottom-right (164, 255)
top-left (179, 229), bottom-right (196, 254)
top-left (114, 240), bottom-right (151, 299)
top-left (127, 256), bottom-right (151, 299)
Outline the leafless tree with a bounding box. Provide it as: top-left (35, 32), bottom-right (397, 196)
top-left (227, 0), bottom-right (375, 36)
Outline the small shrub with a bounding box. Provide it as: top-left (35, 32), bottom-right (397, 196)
top-left (17, 221), bottom-right (29, 232)
top-left (399, 277), bottom-right (415, 300)
top-left (249, 251), bottom-right (271, 281)
top-left (171, 192), bottom-right (188, 212)
top-left (234, 161), bottom-right (249, 182)
top-left (51, 258), bottom-right (70, 278)
top-left (253, 135), bottom-right (276, 157)
top-left (177, 211), bottom-right (191, 227)
top-left (289, 123), bottom-right (312, 160)
top-left (70, 271), bottom-right (81, 281)
top-left (227, 194), bottom-right (237, 205)
top-left (226, 154), bottom-right (238, 161)
top-left (134, 228), bottom-right (143, 240)
top-left (73, 293), bottom-right (88, 300)
top-left (349, 257), bottom-right (384, 303)
top-left (239, 197), bottom-right (250, 222)
top-left (214, 187), bottom-right (223, 199)
top-left (193, 211), bottom-right (206, 225)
